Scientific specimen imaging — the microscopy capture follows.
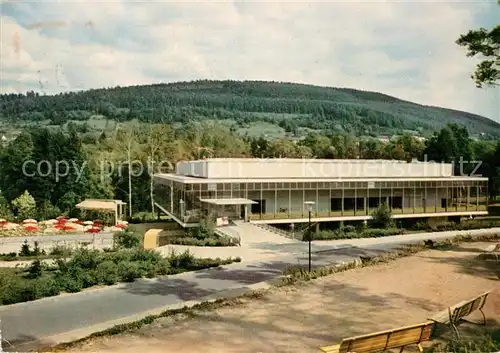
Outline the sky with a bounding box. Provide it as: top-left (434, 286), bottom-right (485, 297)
top-left (1, 0), bottom-right (499, 122)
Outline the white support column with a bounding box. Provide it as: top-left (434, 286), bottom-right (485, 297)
top-left (465, 185), bottom-right (470, 211)
top-left (341, 183), bottom-right (344, 216)
top-left (315, 183), bottom-right (319, 216)
top-left (302, 186), bottom-right (305, 217)
top-left (413, 183), bottom-right (416, 213)
top-left (354, 185), bottom-right (357, 216)
top-left (476, 184), bottom-right (479, 210)
top-left (170, 185), bottom-right (173, 213)
top-left (288, 187), bottom-right (291, 218)
top-left (402, 186), bottom-right (405, 213)
top-left (424, 182), bottom-right (427, 213)
top-left (274, 188), bottom-right (277, 218)
top-left (435, 186), bottom-right (438, 213)
top-left (260, 183), bottom-right (263, 219)
top-left (367, 186), bottom-right (370, 215)
top-left (446, 185), bottom-right (449, 212)
top-left (328, 182), bottom-right (332, 217)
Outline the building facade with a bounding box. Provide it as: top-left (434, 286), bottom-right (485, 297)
top-left (153, 158), bottom-right (489, 227)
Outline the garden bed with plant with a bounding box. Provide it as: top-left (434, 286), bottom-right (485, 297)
top-left (0, 228), bottom-right (241, 305)
top-left (0, 241), bottom-right (76, 262)
top-left (307, 204), bottom-right (500, 241)
top-left (162, 220), bottom-right (239, 247)
top-left (0, 248), bottom-right (241, 305)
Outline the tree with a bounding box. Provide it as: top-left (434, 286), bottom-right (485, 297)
top-left (11, 190), bottom-right (36, 220)
top-left (115, 124), bottom-right (141, 218)
top-left (0, 131), bottom-right (34, 202)
top-left (0, 191), bottom-right (14, 220)
top-left (425, 124), bottom-right (473, 175)
top-left (145, 124), bottom-right (175, 213)
top-left (456, 3), bottom-right (499, 87)
top-left (300, 133), bottom-right (334, 158)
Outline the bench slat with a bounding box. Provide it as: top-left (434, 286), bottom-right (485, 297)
top-left (429, 291), bottom-right (491, 324)
top-left (320, 322), bottom-right (434, 353)
top-left (319, 344), bottom-right (340, 353)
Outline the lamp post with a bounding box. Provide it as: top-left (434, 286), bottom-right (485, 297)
top-left (304, 201), bottom-right (315, 272)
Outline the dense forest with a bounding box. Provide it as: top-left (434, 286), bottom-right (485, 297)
top-left (0, 121), bottom-right (498, 221)
top-left (0, 80), bottom-right (499, 220)
top-left (1, 80), bottom-right (500, 138)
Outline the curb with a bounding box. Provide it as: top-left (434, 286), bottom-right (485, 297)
top-left (6, 230), bottom-right (498, 351)
top-left (8, 258), bottom-right (367, 352)
top-left (6, 275), bottom-right (287, 352)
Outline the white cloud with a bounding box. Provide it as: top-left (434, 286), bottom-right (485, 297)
top-left (1, 0), bottom-right (498, 121)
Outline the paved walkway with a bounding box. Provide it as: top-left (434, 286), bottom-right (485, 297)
top-left (0, 227), bottom-right (499, 350)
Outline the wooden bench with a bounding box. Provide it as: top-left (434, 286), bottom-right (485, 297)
top-left (319, 321), bottom-right (434, 353)
top-left (428, 291), bottom-right (490, 339)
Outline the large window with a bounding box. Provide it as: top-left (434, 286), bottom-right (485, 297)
top-left (331, 198), bottom-right (342, 211)
top-left (251, 199), bottom-right (266, 214)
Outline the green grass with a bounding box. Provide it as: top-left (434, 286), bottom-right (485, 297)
top-left (236, 121), bottom-right (286, 139)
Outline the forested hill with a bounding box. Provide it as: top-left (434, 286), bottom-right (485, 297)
top-left (1, 80), bottom-right (499, 138)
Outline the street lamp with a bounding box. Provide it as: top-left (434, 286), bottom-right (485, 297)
top-left (304, 201), bottom-right (315, 272)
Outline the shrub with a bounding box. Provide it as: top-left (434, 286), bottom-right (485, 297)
top-left (426, 335), bottom-right (500, 353)
top-left (96, 261), bottom-right (119, 285)
top-left (341, 225), bottom-right (357, 233)
top-left (26, 259), bottom-right (43, 279)
top-left (166, 250), bottom-right (195, 270)
top-left (32, 241), bottom-right (44, 256)
top-left (128, 212), bottom-right (158, 223)
top-left (368, 203), bottom-right (394, 229)
top-left (155, 259), bottom-right (172, 276)
top-left (169, 234), bottom-right (235, 246)
top-left (49, 245), bottom-right (73, 257)
top-left (311, 228), bottom-right (404, 240)
top-left (360, 228), bottom-right (404, 238)
top-left (130, 248), bottom-right (163, 263)
top-left (17, 240), bottom-right (46, 257)
top-left (67, 248), bottom-right (101, 270)
top-left (55, 274), bottom-right (84, 293)
top-left (19, 240), bottom-right (31, 257)
top-left (0, 252), bottom-right (18, 261)
top-left (114, 227), bottom-right (142, 249)
top-left (117, 261), bottom-right (143, 282)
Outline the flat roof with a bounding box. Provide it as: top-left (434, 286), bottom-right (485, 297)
top-left (155, 173), bottom-right (488, 184)
top-left (181, 158), bottom-right (409, 164)
top-left (199, 198), bottom-right (258, 205)
top-left (75, 199), bottom-right (126, 211)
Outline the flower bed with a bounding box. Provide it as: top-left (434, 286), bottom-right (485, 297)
top-left (0, 217), bottom-right (129, 237)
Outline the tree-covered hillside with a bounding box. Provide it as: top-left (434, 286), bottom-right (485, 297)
top-left (1, 80), bottom-right (499, 138)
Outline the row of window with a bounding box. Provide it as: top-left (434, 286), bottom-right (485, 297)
top-left (174, 180), bottom-right (487, 192)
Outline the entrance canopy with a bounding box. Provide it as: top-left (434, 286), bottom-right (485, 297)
top-left (199, 198), bottom-right (257, 205)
